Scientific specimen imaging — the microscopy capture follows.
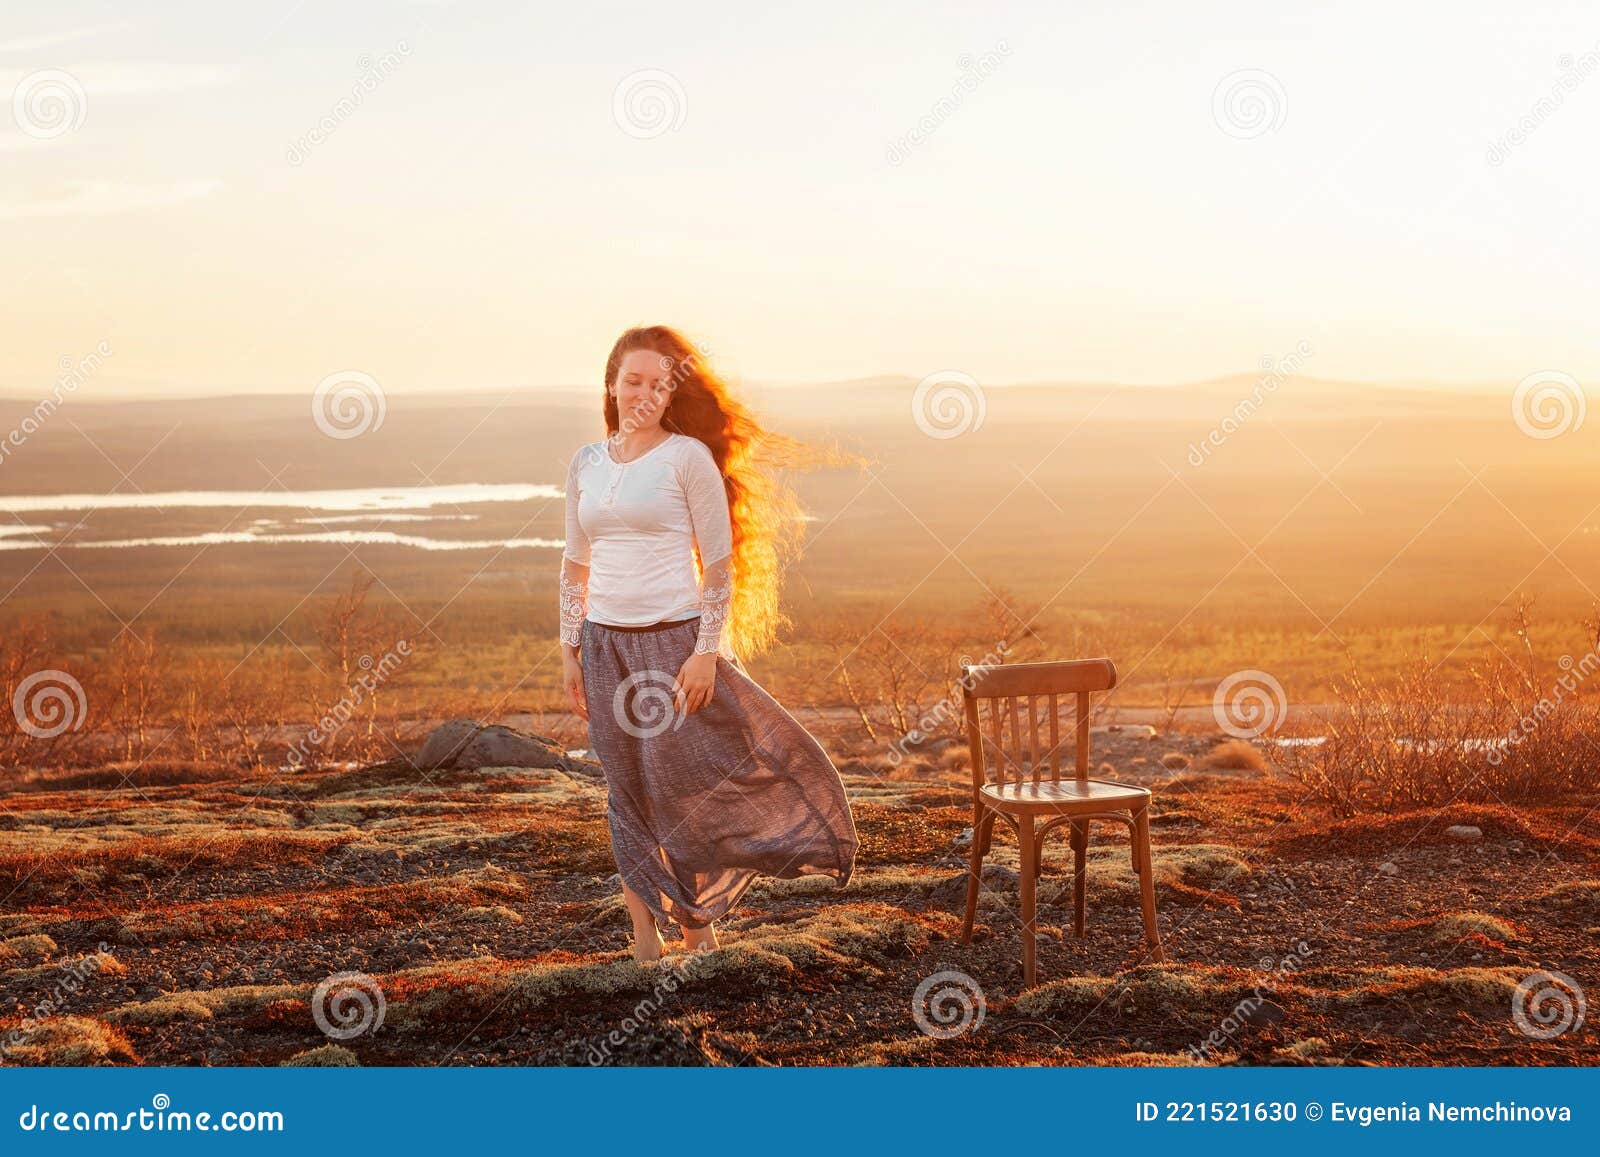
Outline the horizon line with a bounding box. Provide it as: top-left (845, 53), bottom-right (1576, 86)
top-left (0, 369), bottom-right (1546, 406)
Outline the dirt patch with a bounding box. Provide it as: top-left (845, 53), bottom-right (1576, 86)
top-left (2, 748), bottom-right (1595, 1066)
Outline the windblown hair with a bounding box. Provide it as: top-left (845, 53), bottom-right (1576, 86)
top-left (603, 325), bottom-right (853, 661)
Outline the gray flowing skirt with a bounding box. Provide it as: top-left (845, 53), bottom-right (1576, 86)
top-left (581, 614), bottom-right (859, 931)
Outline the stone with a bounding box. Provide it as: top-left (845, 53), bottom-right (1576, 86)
top-left (413, 719), bottom-right (480, 769)
top-left (1093, 724), bottom-right (1157, 739)
top-left (927, 864), bottom-right (1020, 908)
top-left (1445, 825), bottom-right (1484, 842)
top-left (1378, 861), bottom-right (1400, 876)
top-left (1242, 998), bottom-right (1287, 1028)
top-left (413, 718), bottom-right (601, 778)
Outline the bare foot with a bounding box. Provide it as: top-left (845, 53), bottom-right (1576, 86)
top-left (631, 927), bottom-right (667, 964)
top-left (683, 925), bottom-right (719, 953)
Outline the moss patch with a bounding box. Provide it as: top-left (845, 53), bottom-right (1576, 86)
top-left (281, 1044), bottom-right (360, 1066)
top-left (1, 1016), bottom-right (139, 1065)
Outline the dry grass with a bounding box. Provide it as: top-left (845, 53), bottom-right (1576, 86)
top-left (281, 1044), bottom-right (360, 1066)
top-left (2, 1016), bottom-right (140, 1065)
top-left (1056, 843), bottom-right (1254, 905)
top-left (1533, 880), bottom-right (1600, 918)
top-left (107, 983), bottom-right (310, 1026)
top-left (1017, 962), bottom-right (1529, 1024)
top-left (0, 934), bottom-right (59, 966)
top-left (386, 903), bottom-right (958, 1031)
top-left (1427, 911), bottom-right (1518, 944)
top-left (1195, 739), bottom-right (1269, 774)
top-left (113, 866), bottom-right (526, 943)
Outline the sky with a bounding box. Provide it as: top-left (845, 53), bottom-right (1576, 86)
top-left (2, 0), bottom-right (1597, 399)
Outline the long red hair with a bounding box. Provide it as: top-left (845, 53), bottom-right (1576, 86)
top-left (602, 325), bottom-right (852, 660)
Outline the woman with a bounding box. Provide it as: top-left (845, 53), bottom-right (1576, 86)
top-left (559, 325), bottom-right (859, 964)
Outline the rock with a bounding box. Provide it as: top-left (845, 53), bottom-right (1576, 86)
top-left (1378, 861), bottom-right (1400, 876)
top-left (1445, 825), bottom-right (1483, 842)
top-left (1242, 998), bottom-right (1287, 1028)
top-left (413, 719), bottom-right (480, 768)
top-left (413, 718), bottom-right (601, 778)
top-left (927, 864), bottom-right (1021, 908)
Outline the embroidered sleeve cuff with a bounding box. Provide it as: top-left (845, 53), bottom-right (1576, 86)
top-left (694, 555), bottom-right (732, 656)
top-left (559, 566), bottom-right (589, 648)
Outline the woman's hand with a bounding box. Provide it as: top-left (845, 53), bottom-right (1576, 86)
top-left (562, 650), bottom-right (588, 720)
top-left (673, 651), bottom-right (718, 714)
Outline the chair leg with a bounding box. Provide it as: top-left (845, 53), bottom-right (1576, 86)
top-left (1071, 818), bottom-right (1088, 937)
top-left (1018, 813), bottom-right (1037, 988)
top-left (960, 808), bottom-right (994, 944)
top-left (1133, 806), bottom-right (1167, 964)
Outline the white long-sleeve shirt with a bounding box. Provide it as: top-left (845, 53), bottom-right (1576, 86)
top-left (559, 432), bottom-right (734, 655)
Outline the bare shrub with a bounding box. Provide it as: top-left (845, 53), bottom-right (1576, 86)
top-left (1279, 601), bottom-right (1600, 814)
top-left (103, 628), bottom-right (168, 762)
top-left (0, 621), bottom-right (93, 768)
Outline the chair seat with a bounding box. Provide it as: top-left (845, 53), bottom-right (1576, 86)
top-left (980, 776), bottom-right (1150, 813)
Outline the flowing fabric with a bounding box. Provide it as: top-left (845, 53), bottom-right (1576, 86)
top-left (581, 614), bottom-right (859, 931)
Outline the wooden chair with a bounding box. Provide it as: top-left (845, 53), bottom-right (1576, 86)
top-left (958, 656), bottom-right (1167, 988)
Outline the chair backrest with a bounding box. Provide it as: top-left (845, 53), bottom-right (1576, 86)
top-left (959, 657), bottom-right (1117, 790)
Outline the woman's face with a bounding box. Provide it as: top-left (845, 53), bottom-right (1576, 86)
top-left (611, 348), bottom-right (675, 432)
